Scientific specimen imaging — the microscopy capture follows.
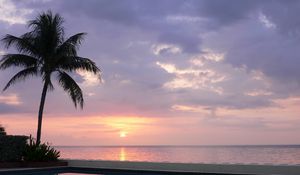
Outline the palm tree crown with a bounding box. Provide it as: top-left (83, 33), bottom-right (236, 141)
top-left (0, 11), bottom-right (101, 144)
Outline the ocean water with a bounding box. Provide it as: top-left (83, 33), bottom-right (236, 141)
top-left (56, 145), bottom-right (300, 165)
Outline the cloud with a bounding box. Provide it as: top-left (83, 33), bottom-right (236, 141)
top-left (76, 70), bottom-right (101, 87)
top-left (156, 61), bottom-right (225, 94)
top-left (205, 97), bottom-right (300, 130)
top-left (0, 93), bottom-right (29, 114)
top-left (49, 0), bottom-right (203, 54)
top-left (171, 104), bottom-right (211, 114)
top-left (0, 0), bottom-right (32, 25)
top-left (244, 89), bottom-right (273, 97)
top-left (0, 50), bottom-right (5, 55)
top-left (0, 104), bottom-right (20, 114)
top-left (225, 22), bottom-right (300, 87)
top-left (258, 13), bottom-right (276, 29)
top-left (0, 93), bottom-right (22, 105)
top-left (262, 0), bottom-right (300, 37)
top-left (151, 44), bottom-right (181, 55)
top-left (0, 0), bottom-right (300, 137)
top-left (194, 0), bottom-right (262, 28)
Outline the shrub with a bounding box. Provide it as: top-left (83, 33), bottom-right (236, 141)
top-left (0, 125), bottom-right (6, 135)
top-left (23, 136), bottom-right (60, 162)
top-left (0, 135), bottom-right (28, 161)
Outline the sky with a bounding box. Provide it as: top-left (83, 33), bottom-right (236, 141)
top-left (0, 0), bottom-right (300, 146)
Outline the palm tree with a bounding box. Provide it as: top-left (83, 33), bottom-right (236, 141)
top-left (0, 11), bottom-right (101, 144)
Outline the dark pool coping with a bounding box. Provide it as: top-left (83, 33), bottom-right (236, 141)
top-left (1, 160), bottom-right (300, 175)
top-left (0, 166), bottom-right (251, 175)
top-left (0, 167), bottom-right (68, 175)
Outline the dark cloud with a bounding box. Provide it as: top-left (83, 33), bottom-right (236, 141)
top-left (0, 102), bottom-right (31, 114)
top-left (195, 0), bottom-right (261, 28)
top-left (262, 0), bottom-right (300, 37)
top-left (0, 104), bottom-right (19, 114)
top-left (54, 0), bottom-right (203, 54)
top-left (208, 13), bottom-right (300, 89)
top-left (227, 37), bottom-right (300, 85)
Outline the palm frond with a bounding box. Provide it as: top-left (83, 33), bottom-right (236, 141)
top-left (3, 67), bottom-right (38, 91)
top-left (0, 54), bottom-right (38, 70)
top-left (28, 11), bottom-right (65, 58)
top-left (56, 33), bottom-right (86, 56)
top-left (57, 71), bottom-right (84, 108)
top-left (28, 11), bottom-right (64, 38)
top-left (58, 56), bottom-right (101, 77)
top-left (1, 34), bottom-right (37, 56)
top-left (47, 79), bottom-right (55, 91)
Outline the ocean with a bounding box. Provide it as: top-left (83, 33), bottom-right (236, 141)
top-left (55, 145), bottom-right (300, 165)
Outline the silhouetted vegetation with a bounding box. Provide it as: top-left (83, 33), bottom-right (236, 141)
top-left (0, 128), bottom-right (58, 162)
top-left (0, 125), bottom-right (6, 135)
top-left (23, 136), bottom-right (60, 162)
top-left (0, 11), bottom-right (101, 144)
top-left (0, 133), bottom-right (28, 162)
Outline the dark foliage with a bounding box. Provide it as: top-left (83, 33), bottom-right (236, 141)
top-left (0, 135), bottom-right (28, 161)
top-left (0, 125), bottom-right (6, 135)
top-left (23, 136), bottom-right (60, 162)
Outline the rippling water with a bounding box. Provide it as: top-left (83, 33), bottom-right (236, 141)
top-left (56, 145), bottom-right (300, 165)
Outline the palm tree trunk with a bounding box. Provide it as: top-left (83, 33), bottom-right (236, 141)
top-left (36, 80), bottom-right (49, 145)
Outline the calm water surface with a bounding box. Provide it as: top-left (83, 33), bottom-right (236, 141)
top-left (56, 145), bottom-right (300, 165)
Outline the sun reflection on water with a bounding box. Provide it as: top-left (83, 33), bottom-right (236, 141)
top-left (119, 147), bottom-right (126, 161)
top-left (58, 146), bottom-right (300, 165)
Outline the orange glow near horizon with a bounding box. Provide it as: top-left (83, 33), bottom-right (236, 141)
top-left (101, 116), bottom-right (153, 138)
top-left (0, 115), bottom-right (157, 145)
top-left (1, 97), bottom-right (300, 146)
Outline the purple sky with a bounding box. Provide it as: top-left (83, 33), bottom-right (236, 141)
top-left (0, 0), bottom-right (300, 145)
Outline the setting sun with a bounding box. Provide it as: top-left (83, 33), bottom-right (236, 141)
top-left (120, 131), bottom-right (127, 138)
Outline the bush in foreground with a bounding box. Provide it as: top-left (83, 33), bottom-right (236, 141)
top-left (0, 125), bottom-right (6, 136)
top-left (23, 136), bottom-right (60, 162)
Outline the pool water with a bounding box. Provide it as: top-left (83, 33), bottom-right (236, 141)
top-left (58, 173), bottom-right (101, 175)
top-left (59, 173), bottom-right (93, 175)
top-left (0, 167), bottom-right (200, 175)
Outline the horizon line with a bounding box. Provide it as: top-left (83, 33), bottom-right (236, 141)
top-left (54, 144), bottom-right (300, 147)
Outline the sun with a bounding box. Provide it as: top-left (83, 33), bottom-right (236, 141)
top-left (119, 131), bottom-right (127, 138)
